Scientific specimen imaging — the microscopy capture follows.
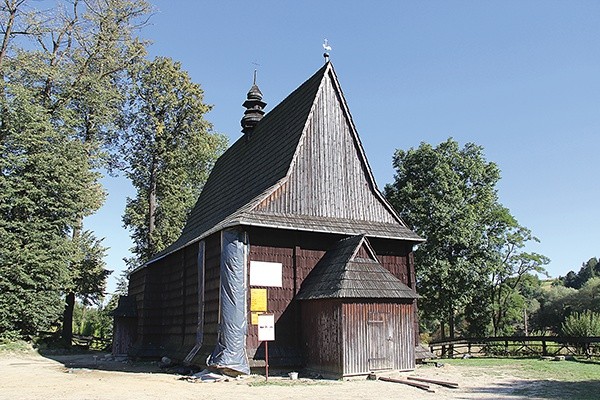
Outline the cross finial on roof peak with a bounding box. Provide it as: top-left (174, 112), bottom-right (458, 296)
top-left (323, 38), bottom-right (332, 63)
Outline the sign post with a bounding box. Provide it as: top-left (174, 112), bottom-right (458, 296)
top-left (257, 313), bottom-right (275, 381)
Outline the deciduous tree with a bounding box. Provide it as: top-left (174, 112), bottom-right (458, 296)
top-left (385, 139), bottom-right (502, 339)
top-left (121, 56), bottom-right (227, 265)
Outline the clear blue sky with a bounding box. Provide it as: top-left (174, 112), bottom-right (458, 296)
top-left (85, 1), bottom-right (600, 294)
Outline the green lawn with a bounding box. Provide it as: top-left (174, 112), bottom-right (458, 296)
top-left (441, 357), bottom-right (599, 381)
top-left (440, 357), bottom-right (600, 400)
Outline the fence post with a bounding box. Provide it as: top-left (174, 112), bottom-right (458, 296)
top-left (542, 340), bottom-right (547, 356)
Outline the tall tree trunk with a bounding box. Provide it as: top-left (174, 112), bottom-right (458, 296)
top-left (62, 292), bottom-right (75, 347)
top-left (62, 219), bottom-right (81, 347)
top-left (448, 303), bottom-right (455, 358)
top-left (0, 0), bottom-right (21, 102)
top-left (148, 156), bottom-right (157, 257)
top-left (440, 320), bottom-right (446, 357)
top-left (492, 285), bottom-right (501, 336)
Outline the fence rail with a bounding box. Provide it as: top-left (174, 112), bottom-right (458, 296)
top-left (71, 334), bottom-right (112, 351)
top-left (36, 331), bottom-right (112, 351)
top-left (429, 336), bottom-right (600, 358)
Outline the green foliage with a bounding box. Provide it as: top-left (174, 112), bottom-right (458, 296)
top-left (73, 299), bottom-right (115, 339)
top-left (533, 285), bottom-right (577, 332)
top-left (70, 231), bottom-right (111, 305)
top-left (464, 291), bottom-right (493, 336)
top-left (561, 258), bottom-right (600, 289)
top-left (0, 0), bottom-right (150, 339)
top-left (0, 86), bottom-right (97, 338)
top-left (478, 204), bottom-right (548, 336)
top-left (121, 56), bottom-right (227, 265)
top-left (533, 278), bottom-right (600, 332)
top-left (385, 138), bottom-right (548, 338)
top-left (385, 138), bottom-right (500, 336)
top-left (561, 311), bottom-right (600, 337)
top-left (0, 338), bottom-right (31, 353)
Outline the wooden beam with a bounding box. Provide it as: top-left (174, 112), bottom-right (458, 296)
top-left (407, 376), bottom-right (459, 388)
top-left (378, 376), bottom-right (435, 392)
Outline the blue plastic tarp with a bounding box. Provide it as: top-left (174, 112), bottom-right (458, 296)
top-left (207, 229), bottom-right (249, 374)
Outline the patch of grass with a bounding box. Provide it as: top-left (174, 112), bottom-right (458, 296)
top-left (0, 339), bottom-right (33, 353)
top-left (249, 378), bottom-right (335, 387)
top-left (437, 357), bottom-right (600, 400)
top-left (441, 357), bottom-right (600, 381)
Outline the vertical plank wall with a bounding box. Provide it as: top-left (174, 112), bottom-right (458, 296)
top-left (301, 299), bottom-right (343, 376)
top-left (343, 302), bottom-right (415, 375)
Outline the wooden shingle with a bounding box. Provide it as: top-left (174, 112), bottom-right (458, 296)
top-left (296, 235), bottom-right (418, 300)
top-left (146, 63), bottom-right (422, 266)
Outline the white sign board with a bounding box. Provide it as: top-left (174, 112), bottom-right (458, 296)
top-left (249, 261), bottom-right (282, 287)
top-left (257, 313), bottom-right (275, 341)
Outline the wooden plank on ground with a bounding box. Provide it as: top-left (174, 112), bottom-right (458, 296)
top-left (407, 376), bottom-right (459, 388)
top-left (378, 376), bottom-right (435, 393)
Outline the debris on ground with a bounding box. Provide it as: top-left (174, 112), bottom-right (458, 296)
top-left (181, 369), bottom-right (229, 383)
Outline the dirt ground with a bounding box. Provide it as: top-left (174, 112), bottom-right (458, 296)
top-left (0, 351), bottom-right (563, 400)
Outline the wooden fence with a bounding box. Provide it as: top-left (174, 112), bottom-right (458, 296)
top-left (70, 334), bottom-right (111, 351)
top-left (429, 336), bottom-right (600, 358)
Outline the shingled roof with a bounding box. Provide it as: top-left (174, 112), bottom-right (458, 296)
top-left (295, 235), bottom-right (418, 300)
top-left (147, 62), bottom-right (422, 265)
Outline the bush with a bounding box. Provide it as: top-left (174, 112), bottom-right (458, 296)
top-left (0, 338), bottom-right (31, 352)
top-left (561, 311), bottom-right (600, 336)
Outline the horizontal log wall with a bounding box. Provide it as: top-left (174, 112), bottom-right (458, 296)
top-left (129, 227), bottom-right (418, 370)
top-left (128, 240), bottom-right (202, 359)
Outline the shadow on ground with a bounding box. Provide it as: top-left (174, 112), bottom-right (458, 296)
top-left (469, 378), bottom-right (600, 400)
top-left (38, 350), bottom-right (168, 374)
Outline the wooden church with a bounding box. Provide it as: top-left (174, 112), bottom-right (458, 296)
top-left (123, 61), bottom-right (424, 377)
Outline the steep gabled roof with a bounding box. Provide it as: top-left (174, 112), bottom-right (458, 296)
top-left (295, 235), bottom-right (418, 300)
top-left (147, 63), bottom-right (422, 265)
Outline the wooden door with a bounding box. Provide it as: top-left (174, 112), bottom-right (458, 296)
top-left (367, 311), bottom-right (392, 370)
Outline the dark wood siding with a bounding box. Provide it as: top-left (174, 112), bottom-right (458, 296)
top-left (378, 254), bottom-right (410, 285)
top-left (112, 317), bottom-right (136, 356)
top-left (301, 299), bottom-right (343, 376)
top-left (247, 242), bottom-right (295, 364)
top-left (132, 261), bottom-right (162, 354)
top-left (130, 226), bottom-right (418, 371)
top-left (343, 302), bottom-right (415, 375)
top-left (355, 244), bottom-right (373, 260)
top-left (245, 228), bottom-right (334, 365)
top-left (190, 232), bottom-right (221, 363)
top-left (244, 226), bottom-right (418, 369)
top-left (128, 242), bottom-right (201, 360)
top-left (128, 267), bottom-right (146, 349)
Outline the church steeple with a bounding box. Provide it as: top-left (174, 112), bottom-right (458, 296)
top-left (241, 71), bottom-right (266, 135)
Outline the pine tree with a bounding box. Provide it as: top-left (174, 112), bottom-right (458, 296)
top-left (0, 86), bottom-right (99, 338)
top-left (0, 0), bottom-right (150, 339)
